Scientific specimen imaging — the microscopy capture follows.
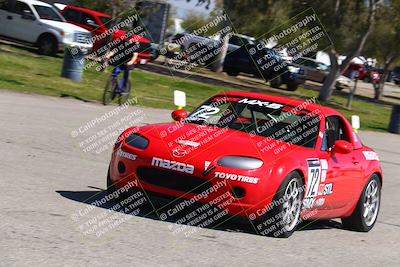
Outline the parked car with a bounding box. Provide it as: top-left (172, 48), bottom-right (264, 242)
top-left (342, 63), bottom-right (380, 82)
top-left (223, 43), bottom-right (305, 91)
top-left (0, 0), bottom-right (92, 56)
top-left (335, 75), bottom-right (352, 90)
top-left (291, 57), bottom-right (329, 83)
top-left (393, 66), bottom-right (400, 85)
top-left (60, 5), bottom-right (151, 64)
top-left (163, 32), bottom-right (257, 68)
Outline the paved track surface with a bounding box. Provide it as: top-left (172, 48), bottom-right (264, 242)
top-left (1, 91), bottom-right (399, 267)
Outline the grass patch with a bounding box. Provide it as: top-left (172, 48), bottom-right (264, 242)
top-left (0, 43), bottom-right (392, 131)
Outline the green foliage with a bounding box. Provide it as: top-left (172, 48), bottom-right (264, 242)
top-left (75, 0), bottom-right (110, 14)
top-left (364, 0), bottom-right (400, 65)
top-left (0, 43), bottom-right (392, 131)
top-left (290, 0), bottom-right (375, 54)
top-left (181, 12), bottom-right (212, 35)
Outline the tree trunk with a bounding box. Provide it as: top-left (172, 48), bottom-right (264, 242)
top-left (319, 48), bottom-right (340, 101)
top-left (319, 0), bottom-right (381, 102)
top-left (375, 56), bottom-right (394, 101)
top-left (210, 31), bottom-right (229, 73)
top-left (210, 11), bottom-right (229, 73)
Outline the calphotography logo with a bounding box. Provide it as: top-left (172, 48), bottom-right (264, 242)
top-left (151, 157), bottom-right (194, 174)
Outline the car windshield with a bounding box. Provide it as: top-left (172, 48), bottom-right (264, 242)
top-left (33, 5), bottom-right (64, 22)
top-left (185, 96), bottom-right (321, 148)
top-left (99, 16), bottom-right (112, 27)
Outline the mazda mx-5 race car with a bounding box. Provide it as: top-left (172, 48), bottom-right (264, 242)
top-left (107, 92), bottom-right (382, 237)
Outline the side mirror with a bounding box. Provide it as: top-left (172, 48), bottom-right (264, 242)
top-left (332, 140), bottom-right (353, 154)
top-left (87, 20), bottom-right (99, 28)
top-left (21, 11), bottom-right (35, 20)
top-left (172, 109), bottom-right (188, 122)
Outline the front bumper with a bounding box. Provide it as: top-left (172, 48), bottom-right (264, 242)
top-left (109, 142), bottom-right (275, 219)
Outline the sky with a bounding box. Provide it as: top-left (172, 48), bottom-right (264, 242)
top-left (167, 0), bottom-right (215, 19)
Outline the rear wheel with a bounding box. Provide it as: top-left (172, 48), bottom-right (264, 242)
top-left (37, 35), bottom-right (58, 56)
top-left (341, 174), bottom-right (381, 232)
top-left (226, 70), bottom-right (239, 76)
top-left (270, 76), bottom-right (282, 88)
top-left (103, 77), bottom-right (117, 105)
top-left (286, 81), bottom-right (299, 91)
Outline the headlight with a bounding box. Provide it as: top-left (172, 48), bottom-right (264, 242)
top-left (288, 66), bottom-right (300, 73)
top-left (217, 156), bottom-right (263, 170)
top-left (125, 134), bottom-right (149, 150)
top-left (62, 32), bottom-right (74, 43)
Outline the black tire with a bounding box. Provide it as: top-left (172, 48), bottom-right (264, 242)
top-left (106, 166), bottom-right (116, 194)
top-left (341, 174), bottom-right (381, 232)
top-left (118, 79), bottom-right (131, 106)
top-left (270, 76), bottom-right (282, 88)
top-left (286, 81), bottom-right (299, 91)
top-left (106, 165), bottom-right (129, 204)
top-left (37, 35), bottom-right (58, 56)
top-left (226, 70), bottom-right (239, 77)
top-left (335, 85), bottom-right (343, 91)
top-left (103, 77), bottom-right (117, 105)
top-left (258, 172), bottom-right (304, 238)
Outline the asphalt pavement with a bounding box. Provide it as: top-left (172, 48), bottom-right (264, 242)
top-left (0, 90), bottom-right (399, 266)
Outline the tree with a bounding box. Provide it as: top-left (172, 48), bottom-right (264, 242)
top-left (76, 0), bottom-right (139, 18)
top-left (181, 12), bottom-right (213, 35)
top-left (364, 0), bottom-right (400, 100)
top-left (185, 0), bottom-right (292, 73)
top-left (291, 0), bottom-right (385, 102)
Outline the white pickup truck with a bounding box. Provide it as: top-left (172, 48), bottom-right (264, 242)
top-left (0, 0), bottom-right (92, 55)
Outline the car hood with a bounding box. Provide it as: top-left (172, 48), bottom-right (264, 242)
top-left (40, 19), bottom-right (90, 33)
top-left (138, 123), bottom-right (305, 165)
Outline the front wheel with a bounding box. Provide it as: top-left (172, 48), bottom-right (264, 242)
top-left (341, 174), bottom-right (381, 232)
top-left (261, 172), bottom-right (304, 238)
top-left (119, 79), bottom-right (131, 105)
top-left (38, 35), bottom-right (58, 56)
top-left (335, 85), bottom-right (344, 91)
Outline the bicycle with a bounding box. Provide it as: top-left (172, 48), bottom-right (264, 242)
top-left (103, 65), bottom-right (132, 105)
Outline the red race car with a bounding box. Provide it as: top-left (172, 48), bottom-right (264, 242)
top-left (107, 92), bottom-right (382, 237)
